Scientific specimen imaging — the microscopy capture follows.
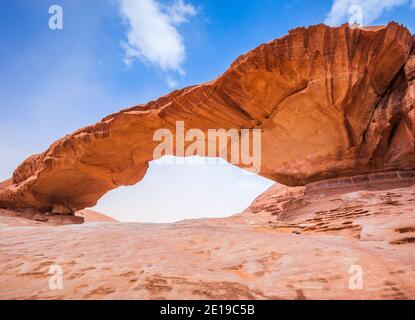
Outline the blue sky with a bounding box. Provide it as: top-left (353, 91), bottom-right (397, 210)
top-left (1, 0), bottom-right (414, 222)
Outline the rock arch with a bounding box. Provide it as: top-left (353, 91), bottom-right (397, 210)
top-left (0, 23), bottom-right (414, 212)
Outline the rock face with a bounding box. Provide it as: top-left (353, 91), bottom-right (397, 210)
top-left (1, 182), bottom-right (415, 299)
top-left (0, 23), bottom-right (414, 212)
top-left (0, 208), bottom-right (117, 226)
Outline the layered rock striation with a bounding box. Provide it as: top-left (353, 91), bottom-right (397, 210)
top-left (0, 23), bottom-right (414, 212)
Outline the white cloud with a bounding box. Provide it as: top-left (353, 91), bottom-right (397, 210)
top-left (325, 0), bottom-right (414, 26)
top-left (118, 0), bottom-right (197, 79)
top-left (166, 0), bottom-right (197, 24)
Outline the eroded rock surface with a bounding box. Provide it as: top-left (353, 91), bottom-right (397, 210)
top-left (0, 23), bottom-right (414, 213)
top-left (0, 208), bottom-right (116, 226)
top-left (1, 183), bottom-right (414, 300)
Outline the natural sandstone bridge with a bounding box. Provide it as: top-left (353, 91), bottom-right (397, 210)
top-left (0, 23), bottom-right (414, 215)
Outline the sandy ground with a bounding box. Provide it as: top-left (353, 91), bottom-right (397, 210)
top-left (0, 184), bottom-right (415, 300)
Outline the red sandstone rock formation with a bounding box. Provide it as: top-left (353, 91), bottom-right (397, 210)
top-left (0, 208), bottom-right (116, 225)
top-left (0, 23), bottom-right (414, 212)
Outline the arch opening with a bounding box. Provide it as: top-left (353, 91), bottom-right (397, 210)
top-left (92, 156), bottom-right (273, 223)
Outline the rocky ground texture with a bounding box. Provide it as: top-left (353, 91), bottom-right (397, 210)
top-left (1, 175), bottom-right (414, 300)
